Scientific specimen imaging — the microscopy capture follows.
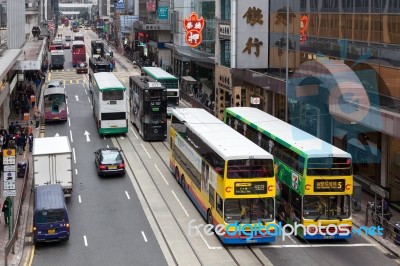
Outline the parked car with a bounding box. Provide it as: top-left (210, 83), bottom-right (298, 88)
top-left (63, 42), bottom-right (70, 49)
top-left (76, 61), bottom-right (88, 74)
top-left (94, 148), bottom-right (125, 176)
top-left (65, 35), bottom-right (72, 41)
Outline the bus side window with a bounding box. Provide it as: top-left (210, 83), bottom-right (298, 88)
top-left (216, 194), bottom-right (223, 216)
top-left (291, 191), bottom-right (302, 219)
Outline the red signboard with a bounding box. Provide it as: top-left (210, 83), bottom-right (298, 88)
top-left (183, 12), bottom-right (205, 47)
top-left (146, 0), bottom-right (156, 12)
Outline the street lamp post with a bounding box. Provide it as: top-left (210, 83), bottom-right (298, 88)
top-left (285, 0), bottom-right (290, 122)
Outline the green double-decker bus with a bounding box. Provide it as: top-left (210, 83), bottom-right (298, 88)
top-left (224, 107), bottom-right (354, 240)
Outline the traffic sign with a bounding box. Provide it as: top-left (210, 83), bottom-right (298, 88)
top-left (3, 171), bottom-right (16, 181)
top-left (3, 180), bottom-right (15, 190)
top-left (3, 149), bottom-right (15, 157)
top-left (4, 165), bottom-right (16, 172)
top-left (3, 156), bottom-right (15, 165)
top-left (3, 190), bottom-right (16, 197)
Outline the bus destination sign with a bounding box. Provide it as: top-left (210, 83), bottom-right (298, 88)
top-left (234, 181), bottom-right (267, 195)
top-left (314, 179), bottom-right (345, 192)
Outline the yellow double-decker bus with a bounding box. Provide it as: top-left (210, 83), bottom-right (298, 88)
top-left (224, 107), bottom-right (353, 240)
top-left (169, 108), bottom-right (276, 244)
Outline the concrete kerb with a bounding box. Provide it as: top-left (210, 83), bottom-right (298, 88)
top-left (352, 219), bottom-right (400, 258)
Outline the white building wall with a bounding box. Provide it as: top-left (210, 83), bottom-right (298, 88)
top-left (172, 0), bottom-right (193, 48)
top-left (7, 0), bottom-right (25, 48)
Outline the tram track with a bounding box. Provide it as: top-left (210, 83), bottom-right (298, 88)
top-left (113, 126), bottom-right (270, 265)
top-left (114, 134), bottom-right (204, 266)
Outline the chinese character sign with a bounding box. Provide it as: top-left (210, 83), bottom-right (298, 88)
top-left (183, 12), bottom-right (205, 47)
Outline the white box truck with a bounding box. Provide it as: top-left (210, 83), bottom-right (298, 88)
top-left (33, 136), bottom-right (73, 197)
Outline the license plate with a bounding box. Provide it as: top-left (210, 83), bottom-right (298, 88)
top-left (48, 229), bottom-right (55, 234)
top-left (110, 125), bottom-right (117, 128)
top-left (108, 166), bottom-right (117, 170)
top-left (53, 116), bottom-right (59, 119)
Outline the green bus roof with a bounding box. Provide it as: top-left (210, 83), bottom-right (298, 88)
top-left (226, 107), bottom-right (351, 159)
top-left (93, 72), bottom-right (125, 91)
top-left (142, 67), bottom-right (178, 80)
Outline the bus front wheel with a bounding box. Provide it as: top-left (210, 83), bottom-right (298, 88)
top-left (181, 176), bottom-right (186, 191)
top-left (207, 209), bottom-right (213, 225)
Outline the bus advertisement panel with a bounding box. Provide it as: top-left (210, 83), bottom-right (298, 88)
top-left (72, 41), bottom-right (86, 66)
top-left (90, 72), bottom-right (128, 135)
top-left (170, 108), bottom-right (276, 244)
top-left (129, 76), bottom-right (167, 141)
top-left (44, 86), bottom-right (67, 122)
top-left (224, 107), bottom-right (353, 240)
top-left (141, 67), bottom-right (179, 115)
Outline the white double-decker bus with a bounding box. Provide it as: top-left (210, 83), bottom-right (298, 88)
top-left (90, 72), bottom-right (128, 135)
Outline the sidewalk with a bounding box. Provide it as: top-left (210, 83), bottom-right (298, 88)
top-left (353, 191), bottom-right (400, 258)
top-left (0, 80), bottom-right (43, 266)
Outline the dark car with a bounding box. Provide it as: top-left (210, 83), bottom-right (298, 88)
top-left (94, 148), bottom-right (125, 176)
top-left (76, 61), bottom-right (88, 74)
top-left (65, 35), bottom-right (72, 41)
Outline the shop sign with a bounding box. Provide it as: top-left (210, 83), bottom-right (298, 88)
top-left (183, 12), bottom-right (205, 47)
top-left (250, 97), bottom-right (260, 104)
top-left (158, 6), bottom-right (169, 20)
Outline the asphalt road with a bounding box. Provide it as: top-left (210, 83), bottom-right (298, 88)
top-left (30, 26), bottom-right (400, 266)
top-left (32, 27), bottom-right (167, 266)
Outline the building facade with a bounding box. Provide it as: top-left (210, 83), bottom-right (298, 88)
top-left (214, 0), bottom-right (400, 202)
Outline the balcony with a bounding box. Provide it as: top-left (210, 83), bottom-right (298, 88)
top-left (26, 0), bottom-right (39, 14)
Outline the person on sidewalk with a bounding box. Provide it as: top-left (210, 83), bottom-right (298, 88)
top-left (16, 132), bottom-right (24, 155)
top-left (2, 198), bottom-right (9, 226)
top-left (28, 133), bottom-right (34, 152)
top-left (21, 129), bottom-right (27, 152)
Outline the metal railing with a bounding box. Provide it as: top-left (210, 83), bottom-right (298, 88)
top-left (4, 161), bottom-right (30, 266)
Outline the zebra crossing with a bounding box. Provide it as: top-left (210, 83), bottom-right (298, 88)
top-left (48, 69), bottom-right (86, 84)
top-left (46, 68), bottom-right (140, 86)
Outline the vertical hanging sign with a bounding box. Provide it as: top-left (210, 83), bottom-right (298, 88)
top-left (183, 12), bottom-right (205, 47)
top-left (3, 149), bottom-right (16, 197)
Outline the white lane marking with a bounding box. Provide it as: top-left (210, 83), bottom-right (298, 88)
top-left (67, 106), bottom-right (69, 115)
top-left (70, 130), bottom-right (74, 143)
top-left (141, 143), bottom-right (151, 158)
top-left (91, 104), bottom-right (93, 109)
top-left (155, 164), bottom-right (169, 185)
top-left (68, 117), bottom-right (71, 127)
top-left (120, 136), bottom-right (124, 139)
top-left (72, 148), bottom-right (76, 163)
top-left (83, 235), bottom-right (88, 246)
top-left (88, 97), bottom-right (91, 103)
top-left (78, 195), bottom-right (82, 203)
top-left (66, 98), bottom-right (68, 104)
top-left (288, 235), bottom-right (296, 244)
top-left (130, 127), bottom-right (139, 139)
top-left (103, 136), bottom-right (106, 140)
top-left (85, 88), bottom-right (88, 94)
top-left (259, 243), bottom-right (376, 248)
top-left (75, 169), bottom-right (78, 175)
top-left (171, 190), bottom-right (189, 217)
top-left (198, 231), bottom-right (223, 250)
top-left (107, 145), bottom-right (109, 148)
top-left (141, 231), bottom-right (148, 242)
top-left (125, 191), bottom-right (130, 199)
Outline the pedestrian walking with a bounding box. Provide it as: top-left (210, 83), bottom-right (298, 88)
top-left (2, 198), bottom-right (9, 226)
top-left (16, 133), bottom-right (24, 155)
top-left (21, 130), bottom-right (27, 151)
top-left (28, 133), bottom-right (34, 152)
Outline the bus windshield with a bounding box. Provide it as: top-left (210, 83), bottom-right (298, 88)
top-left (224, 198), bottom-right (274, 224)
top-left (227, 159), bottom-right (274, 178)
top-left (72, 45), bottom-right (85, 53)
top-left (103, 90), bottom-right (124, 101)
top-left (44, 94), bottom-right (66, 110)
top-left (307, 157), bottom-right (352, 176)
top-left (303, 195), bottom-right (351, 220)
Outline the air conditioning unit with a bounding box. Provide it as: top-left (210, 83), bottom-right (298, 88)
top-left (27, 2), bottom-right (33, 7)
